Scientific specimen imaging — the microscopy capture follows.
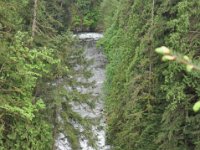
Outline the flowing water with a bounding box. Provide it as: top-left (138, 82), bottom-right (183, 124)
top-left (56, 33), bottom-right (110, 150)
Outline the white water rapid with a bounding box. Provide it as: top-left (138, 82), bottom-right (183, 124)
top-left (56, 33), bottom-right (110, 150)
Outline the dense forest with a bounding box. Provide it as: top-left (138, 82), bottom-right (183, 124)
top-left (0, 0), bottom-right (101, 149)
top-left (100, 0), bottom-right (200, 150)
top-left (1, 0), bottom-right (200, 150)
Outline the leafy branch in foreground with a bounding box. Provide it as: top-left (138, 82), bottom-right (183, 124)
top-left (155, 46), bottom-right (200, 112)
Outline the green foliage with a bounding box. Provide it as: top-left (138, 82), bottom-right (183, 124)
top-left (2, 116), bottom-right (52, 150)
top-left (69, 0), bottom-right (102, 32)
top-left (0, 31), bottom-right (55, 149)
top-left (0, 0), bottom-right (98, 149)
top-left (36, 33), bottom-right (96, 149)
top-left (0, 0), bottom-right (28, 39)
top-left (99, 0), bottom-right (119, 30)
top-left (156, 46), bottom-right (200, 112)
top-left (101, 0), bottom-right (200, 149)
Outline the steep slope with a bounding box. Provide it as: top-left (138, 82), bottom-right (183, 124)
top-left (101, 0), bottom-right (200, 149)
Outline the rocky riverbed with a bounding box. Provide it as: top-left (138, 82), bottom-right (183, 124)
top-left (56, 33), bottom-right (110, 150)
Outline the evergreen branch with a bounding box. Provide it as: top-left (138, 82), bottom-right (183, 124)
top-left (36, 21), bottom-right (56, 32)
top-left (155, 46), bottom-right (200, 112)
top-left (0, 86), bottom-right (23, 94)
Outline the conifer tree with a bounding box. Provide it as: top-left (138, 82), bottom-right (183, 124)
top-left (100, 0), bottom-right (200, 149)
top-left (0, 0), bottom-right (101, 149)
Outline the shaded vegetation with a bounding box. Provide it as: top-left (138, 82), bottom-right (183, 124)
top-left (0, 0), bottom-right (101, 149)
top-left (100, 0), bottom-right (200, 149)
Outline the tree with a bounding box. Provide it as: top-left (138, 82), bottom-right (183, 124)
top-left (0, 0), bottom-right (98, 149)
top-left (100, 0), bottom-right (200, 149)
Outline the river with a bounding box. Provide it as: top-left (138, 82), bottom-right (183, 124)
top-left (56, 33), bottom-right (110, 150)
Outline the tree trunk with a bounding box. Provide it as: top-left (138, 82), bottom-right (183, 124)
top-left (32, 0), bottom-right (38, 38)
